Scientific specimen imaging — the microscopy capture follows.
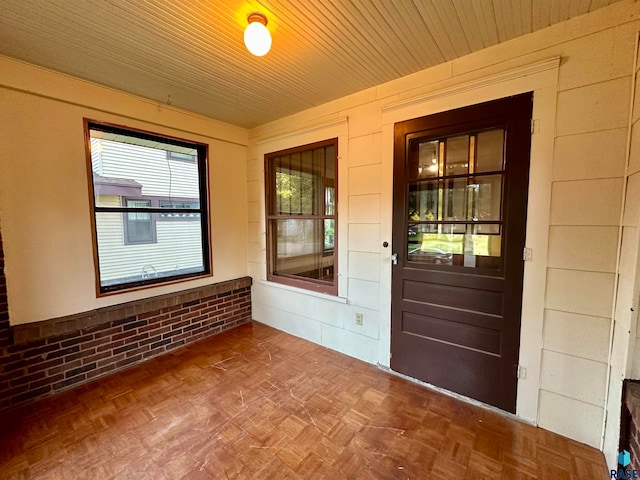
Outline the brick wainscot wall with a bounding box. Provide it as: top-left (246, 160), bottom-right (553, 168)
top-left (623, 381), bottom-right (640, 472)
top-left (0, 226), bottom-right (252, 409)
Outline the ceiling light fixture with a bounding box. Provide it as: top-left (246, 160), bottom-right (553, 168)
top-left (244, 12), bottom-right (271, 57)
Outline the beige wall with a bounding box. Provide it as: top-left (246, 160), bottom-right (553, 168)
top-left (0, 56), bottom-right (249, 325)
top-left (247, 0), bottom-right (640, 464)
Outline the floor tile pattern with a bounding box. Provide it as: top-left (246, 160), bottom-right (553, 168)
top-left (0, 322), bottom-right (608, 479)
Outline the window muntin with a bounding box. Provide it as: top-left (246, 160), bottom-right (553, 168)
top-left (265, 139), bottom-right (337, 295)
top-left (86, 120), bottom-right (210, 294)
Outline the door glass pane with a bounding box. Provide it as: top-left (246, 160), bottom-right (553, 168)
top-left (445, 135), bottom-right (469, 176)
top-left (475, 224), bottom-right (501, 235)
top-left (408, 181), bottom-right (439, 221)
top-left (470, 175), bottom-right (502, 221)
top-left (407, 224), bottom-right (454, 265)
top-left (476, 129), bottom-right (504, 173)
top-left (408, 140), bottom-right (439, 180)
top-left (440, 223), bottom-right (466, 234)
top-left (442, 178), bottom-right (467, 221)
top-left (407, 225), bottom-right (502, 267)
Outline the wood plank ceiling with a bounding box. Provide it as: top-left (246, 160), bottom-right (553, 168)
top-left (0, 0), bottom-right (624, 129)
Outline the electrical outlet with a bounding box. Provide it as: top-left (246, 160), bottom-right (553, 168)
top-left (355, 313), bottom-right (363, 326)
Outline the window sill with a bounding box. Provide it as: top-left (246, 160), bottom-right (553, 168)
top-left (256, 279), bottom-right (348, 304)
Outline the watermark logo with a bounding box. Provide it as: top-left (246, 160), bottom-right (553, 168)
top-left (611, 450), bottom-right (639, 479)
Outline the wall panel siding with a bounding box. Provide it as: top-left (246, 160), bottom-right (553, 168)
top-left (547, 226), bottom-right (619, 273)
top-left (543, 309), bottom-right (610, 363)
top-left (538, 390), bottom-right (605, 447)
top-left (552, 128), bottom-right (627, 182)
top-left (540, 350), bottom-right (608, 407)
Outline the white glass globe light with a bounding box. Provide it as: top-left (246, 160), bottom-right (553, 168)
top-left (244, 13), bottom-right (271, 57)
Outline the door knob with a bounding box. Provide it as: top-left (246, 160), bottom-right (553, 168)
top-left (391, 253), bottom-right (398, 265)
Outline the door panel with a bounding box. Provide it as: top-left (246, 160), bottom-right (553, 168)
top-left (390, 94), bottom-right (533, 413)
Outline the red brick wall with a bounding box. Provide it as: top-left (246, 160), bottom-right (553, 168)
top-left (0, 270), bottom-right (252, 410)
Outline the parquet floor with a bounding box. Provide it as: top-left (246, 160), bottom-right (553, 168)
top-left (0, 322), bottom-right (607, 479)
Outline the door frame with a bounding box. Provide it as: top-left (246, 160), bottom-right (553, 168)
top-left (378, 58), bottom-right (560, 423)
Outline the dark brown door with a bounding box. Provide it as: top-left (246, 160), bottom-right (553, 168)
top-left (390, 94), bottom-right (533, 413)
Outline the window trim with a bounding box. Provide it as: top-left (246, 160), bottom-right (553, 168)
top-left (264, 138), bottom-right (338, 296)
top-left (84, 119), bottom-right (212, 296)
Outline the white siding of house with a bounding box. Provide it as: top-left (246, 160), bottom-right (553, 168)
top-left (99, 140), bottom-right (199, 198)
top-left (90, 138), bottom-right (102, 174)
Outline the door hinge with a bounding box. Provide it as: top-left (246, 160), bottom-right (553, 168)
top-left (523, 247), bottom-right (532, 261)
top-left (517, 365), bottom-right (527, 379)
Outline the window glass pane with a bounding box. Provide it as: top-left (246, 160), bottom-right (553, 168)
top-left (325, 187), bottom-right (335, 216)
top-left (95, 212), bottom-right (204, 288)
top-left (272, 144), bottom-right (336, 216)
top-left (445, 135), bottom-right (469, 176)
top-left (476, 129), bottom-right (505, 173)
top-left (274, 156), bottom-right (317, 215)
top-left (324, 219), bottom-right (335, 250)
top-left (271, 219), bottom-right (333, 282)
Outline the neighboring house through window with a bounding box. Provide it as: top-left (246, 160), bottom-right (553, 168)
top-left (265, 138), bottom-right (338, 295)
top-left (86, 120), bottom-right (210, 294)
